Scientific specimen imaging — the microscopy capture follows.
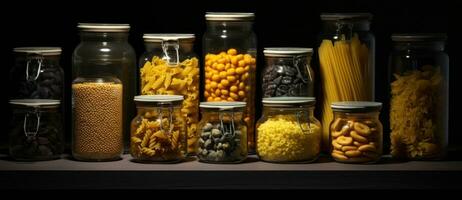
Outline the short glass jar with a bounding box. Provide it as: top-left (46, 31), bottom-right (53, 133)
top-left (330, 101), bottom-right (383, 163)
top-left (130, 95), bottom-right (186, 163)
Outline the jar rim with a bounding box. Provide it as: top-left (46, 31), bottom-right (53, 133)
top-left (143, 34), bottom-right (195, 42)
top-left (205, 12), bottom-right (255, 21)
top-left (13, 47), bottom-right (62, 56)
top-left (9, 99), bottom-right (60, 107)
top-left (134, 95), bottom-right (183, 103)
top-left (262, 97), bottom-right (315, 107)
top-left (391, 33), bottom-right (447, 42)
top-left (78, 23), bottom-right (130, 32)
top-left (331, 101), bottom-right (382, 112)
top-left (264, 47), bottom-right (313, 57)
top-left (200, 102), bottom-right (246, 110)
top-left (320, 13), bottom-right (372, 21)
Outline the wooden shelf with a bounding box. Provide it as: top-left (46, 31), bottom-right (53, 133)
top-left (1, 154), bottom-right (462, 189)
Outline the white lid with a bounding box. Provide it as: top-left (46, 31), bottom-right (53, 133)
top-left (143, 34), bottom-right (195, 42)
top-left (331, 101), bottom-right (382, 112)
top-left (134, 95), bottom-right (183, 102)
top-left (200, 102), bottom-right (246, 110)
top-left (264, 47), bottom-right (313, 57)
top-left (13, 47), bottom-right (62, 56)
top-left (9, 99), bottom-right (61, 107)
top-left (262, 97), bottom-right (316, 106)
top-left (205, 12), bottom-right (255, 21)
top-left (78, 23), bottom-right (130, 32)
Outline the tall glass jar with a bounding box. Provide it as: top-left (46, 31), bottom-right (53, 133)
top-left (197, 102), bottom-right (247, 163)
top-left (139, 34), bottom-right (199, 155)
top-left (130, 95), bottom-right (186, 163)
top-left (262, 48), bottom-right (314, 97)
top-left (256, 97), bottom-right (321, 163)
top-left (389, 34), bottom-right (449, 160)
top-left (8, 99), bottom-right (64, 161)
top-left (9, 47), bottom-right (64, 100)
top-left (72, 23), bottom-right (135, 161)
top-left (73, 23), bottom-right (136, 154)
top-left (330, 101), bottom-right (383, 164)
top-left (203, 12), bottom-right (257, 153)
top-left (318, 13), bottom-right (375, 151)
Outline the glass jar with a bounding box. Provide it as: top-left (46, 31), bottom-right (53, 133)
top-left (139, 34), bottom-right (199, 155)
top-left (197, 102), bottom-right (247, 163)
top-left (72, 23), bottom-right (137, 154)
top-left (203, 12), bottom-right (257, 153)
top-left (130, 95), bottom-right (186, 163)
top-left (72, 23), bottom-right (135, 161)
top-left (8, 99), bottom-right (64, 161)
top-left (9, 47), bottom-right (64, 100)
top-left (256, 97), bottom-right (321, 163)
top-left (262, 48), bottom-right (314, 97)
top-left (330, 101), bottom-right (383, 164)
top-left (388, 34), bottom-right (448, 160)
top-left (318, 13), bottom-right (375, 151)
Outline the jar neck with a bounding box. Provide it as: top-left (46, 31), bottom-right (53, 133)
top-left (79, 32), bottom-right (129, 42)
top-left (263, 106), bottom-right (315, 116)
top-left (206, 21), bottom-right (254, 33)
top-left (16, 54), bottom-right (60, 67)
top-left (321, 20), bottom-right (370, 36)
top-left (333, 111), bottom-right (380, 119)
top-left (201, 109), bottom-right (244, 120)
top-left (393, 41), bottom-right (445, 52)
top-left (144, 41), bottom-right (194, 54)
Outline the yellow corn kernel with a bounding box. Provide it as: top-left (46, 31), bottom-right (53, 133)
top-left (221, 90), bottom-right (229, 96)
top-left (217, 83), bottom-right (224, 89)
top-left (221, 79), bottom-right (230, 87)
top-left (217, 63), bottom-right (225, 71)
top-left (238, 60), bottom-right (246, 68)
top-left (210, 81), bottom-right (218, 89)
top-left (230, 85), bottom-right (238, 92)
top-left (227, 68), bottom-right (236, 76)
top-left (227, 76), bottom-right (237, 82)
top-left (238, 90), bottom-right (245, 97)
top-left (230, 92), bottom-right (238, 100)
top-left (212, 74), bottom-right (220, 81)
top-left (219, 71), bottom-right (227, 79)
top-left (236, 67), bottom-right (245, 75)
top-left (227, 48), bottom-right (238, 55)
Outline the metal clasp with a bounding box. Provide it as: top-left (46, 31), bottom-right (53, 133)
top-left (23, 109), bottom-right (41, 138)
top-left (26, 57), bottom-right (43, 81)
top-left (295, 110), bottom-right (312, 134)
top-left (161, 40), bottom-right (180, 66)
top-left (158, 105), bottom-right (174, 134)
top-left (219, 109), bottom-right (236, 137)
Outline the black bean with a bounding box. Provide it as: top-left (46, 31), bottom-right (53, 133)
top-left (281, 76), bottom-right (293, 84)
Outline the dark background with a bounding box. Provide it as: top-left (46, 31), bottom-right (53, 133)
top-left (1, 0), bottom-right (457, 154)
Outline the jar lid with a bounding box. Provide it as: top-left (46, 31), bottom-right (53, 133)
top-left (205, 12), bottom-right (255, 21)
top-left (391, 33), bottom-right (447, 42)
top-left (263, 47), bottom-right (313, 57)
top-left (78, 23), bottom-right (130, 32)
top-left (143, 34), bottom-right (195, 43)
top-left (134, 95), bottom-right (183, 103)
top-left (13, 47), bottom-right (62, 56)
top-left (262, 97), bottom-right (316, 107)
top-left (200, 102), bottom-right (246, 110)
top-left (320, 13), bottom-right (373, 21)
top-left (9, 99), bottom-right (61, 107)
top-left (331, 101), bottom-right (382, 112)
